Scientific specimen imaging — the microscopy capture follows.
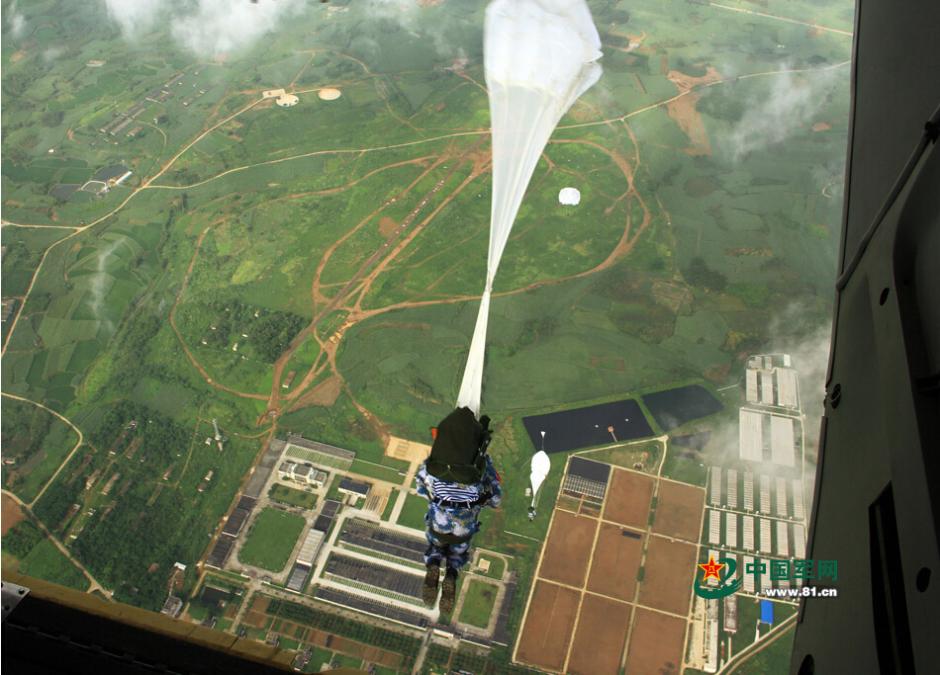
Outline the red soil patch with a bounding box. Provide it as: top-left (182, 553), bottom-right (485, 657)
top-left (586, 522), bottom-right (644, 602)
top-left (812, 121), bottom-right (832, 132)
top-left (2, 495), bottom-right (25, 535)
top-left (538, 509), bottom-right (598, 588)
top-left (652, 480), bottom-right (705, 542)
top-left (603, 469), bottom-right (655, 529)
top-left (567, 594), bottom-right (633, 675)
top-left (638, 535), bottom-right (698, 616)
top-left (378, 216), bottom-right (398, 238)
top-left (624, 607), bottom-right (687, 675)
top-left (516, 580), bottom-right (581, 672)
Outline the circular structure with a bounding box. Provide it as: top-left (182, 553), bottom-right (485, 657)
top-left (275, 93), bottom-right (298, 108)
top-left (318, 87), bottom-right (342, 101)
top-left (558, 186), bottom-right (581, 206)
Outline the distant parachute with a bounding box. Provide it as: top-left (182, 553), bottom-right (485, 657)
top-left (558, 186), bottom-right (581, 206)
top-left (456, 0), bottom-right (602, 416)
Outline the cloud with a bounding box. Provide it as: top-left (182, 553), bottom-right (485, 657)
top-left (101, 0), bottom-right (306, 58)
top-left (726, 64), bottom-right (840, 161)
top-left (7, 1), bottom-right (27, 39)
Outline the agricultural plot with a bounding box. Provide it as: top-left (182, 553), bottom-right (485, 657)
top-left (239, 508), bottom-right (307, 572)
top-left (1, 8), bottom-right (847, 674)
top-left (517, 460), bottom-right (705, 674)
top-left (1, 397), bottom-right (80, 502)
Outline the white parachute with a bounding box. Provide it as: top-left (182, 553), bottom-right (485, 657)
top-left (558, 186), bottom-right (582, 205)
top-left (456, 0), bottom-right (602, 416)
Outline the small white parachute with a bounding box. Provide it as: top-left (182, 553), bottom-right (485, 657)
top-left (558, 186), bottom-right (581, 206)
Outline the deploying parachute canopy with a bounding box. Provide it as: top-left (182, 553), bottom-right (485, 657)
top-left (456, 0), bottom-right (602, 416)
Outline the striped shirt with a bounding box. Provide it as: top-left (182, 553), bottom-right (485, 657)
top-left (415, 456), bottom-right (502, 539)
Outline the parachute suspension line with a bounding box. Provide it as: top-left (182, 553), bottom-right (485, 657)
top-left (455, 0), bottom-right (603, 417)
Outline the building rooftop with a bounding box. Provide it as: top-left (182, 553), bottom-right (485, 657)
top-left (567, 456), bottom-right (611, 484)
top-left (338, 477), bottom-right (371, 496)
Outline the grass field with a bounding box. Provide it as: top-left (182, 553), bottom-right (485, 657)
top-left (396, 493), bottom-right (429, 531)
top-left (268, 483), bottom-right (318, 510)
top-left (1, 0), bottom-right (849, 661)
top-left (239, 508), bottom-right (307, 572)
top-left (458, 579), bottom-right (498, 629)
top-left (15, 540), bottom-right (89, 591)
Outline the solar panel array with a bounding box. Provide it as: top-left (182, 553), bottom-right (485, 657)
top-left (776, 521), bottom-right (790, 557)
top-left (340, 519), bottom-right (426, 563)
top-left (709, 467), bottom-right (721, 506)
top-left (492, 574), bottom-right (517, 646)
top-left (759, 475), bottom-right (771, 513)
top-left (206, 536), bottom-right (234, 569)
top-left (742, 515), bottom-right (755, 551)
top-left (743, 472), bottom-right (754, 511)
top-left (759, 518), bottom-right (772, 554)
top-left (775, 477), bottom-right (788, 516)
top-left (726, 469), bottom-right (738, 509)
top-left (708, 510), bottom-right (721, 545)
top-left (287, 563), bottom-right (312, 592)
top-left (792, 480), bottom-right (805, 520)
top-left (315, 586), bottom-right (429, 628)
top-left (222, 496), bottom-right (257, 536)
top-left (724, 512), bottom-right (738, 549)
top-left (325, 554), bottom-right (424, 599)
top-left (314, 499), bottom-right (341, 533)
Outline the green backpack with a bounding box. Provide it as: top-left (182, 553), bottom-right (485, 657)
top-left (426, 407), bottom-right (492, 484)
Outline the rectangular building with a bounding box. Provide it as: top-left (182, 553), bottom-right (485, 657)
top-left (739, 410), bottom-right (764, 462)
top-left (724, 512), bottom-right (738, 549)
top-left (742, 515), bottom-right (755, 551)
top-left (709, 466), bottom-right (721, 506)
top-left (760, 475), bottom-right (772, 513)
top-left (775, 476), bottom-right (788, 517)
top-left (770, 415), bottom-right (796, 467)
top-left (746, 369), bottom-right (759, 404)
top-left (743, 555), bottom-right (756, 593)
top-left (723, 595), bottom-right (738, 634)
top-left (726, 469), bottom-right (738, 509)
top-left (297, 529), bottom-right (325, 566)
top-left (759, 371), bottom-right (775, 405)
top-left (759, 518), bottom-right (772, 554)
top-left (708, 510), bottom-right (721, 545)
top-left (776, 368), bottom-right (799, 409)
top-left (792, 480), bottom-right (805, 521)
top-left (565, 457), bottom-right (611, 500)
top-left (793, 523), bottom-right (807, 560)
top-left (743, 472), bottom-right (754, 511)
top-left (705, 599), bottom-right (719, 673)
top-left (776, 521), bottom-right (790, 557)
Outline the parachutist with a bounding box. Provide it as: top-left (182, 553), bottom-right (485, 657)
top-left (417, 407), bottom-right (502, 613)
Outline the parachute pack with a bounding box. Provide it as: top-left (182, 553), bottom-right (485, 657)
top-left (426, 407), bottom-right (492, 485)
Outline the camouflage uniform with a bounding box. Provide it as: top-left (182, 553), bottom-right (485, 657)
top-left (415, 455), bottom-right (502, 570)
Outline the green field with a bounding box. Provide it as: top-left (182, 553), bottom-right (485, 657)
top-left (239, 508), bottom-right (307, 572)
top-left (458, 579), bottom-right (499, 628)
top-left (269, 483), bottom-right (318, 510)
top-left (1, 397), bottom-right (80, 502)
top-left (477, 554), bottom-right (505, 580)
top-left (0, 0), bottom-right (848, 664)
top-left (396, 493), bottom-right (429, 531)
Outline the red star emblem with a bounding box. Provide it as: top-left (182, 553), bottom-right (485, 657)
top-left (698, 555), bottom-right (725, 582)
